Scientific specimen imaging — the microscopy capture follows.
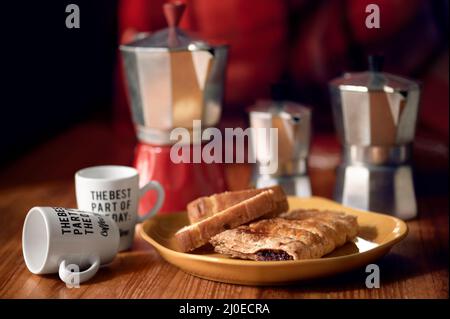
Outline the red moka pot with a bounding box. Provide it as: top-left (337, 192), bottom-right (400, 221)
top-left (134, 143), bottom-right (227, 214)
top-left (120, 3), bottom-right (229, 214)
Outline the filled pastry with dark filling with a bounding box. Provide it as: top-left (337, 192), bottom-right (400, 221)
top-left (210, 209), bottom-right (358, 261)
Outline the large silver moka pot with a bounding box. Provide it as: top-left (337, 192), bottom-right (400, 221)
top-left (330, 56), bottom-right (420, 220)
top-left (119, 2), bottom-right (228, 145)
top-left (248, 100), bottom-right (312, 197)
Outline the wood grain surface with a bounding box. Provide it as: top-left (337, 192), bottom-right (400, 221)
top-left (0, 121), bottom-right (448, 298)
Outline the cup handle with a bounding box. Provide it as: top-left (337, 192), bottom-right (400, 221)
top-left (137, 181), bottom-right (165, 223)
top-left (58, 256), bottom-right (100, 285)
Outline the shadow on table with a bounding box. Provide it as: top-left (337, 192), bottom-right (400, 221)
top-left (87, 250), bottom-right (161, 285)
top-left (37, 251), bottom-right (159, 287)
top-left (264, 235), bottom-right (448, 295)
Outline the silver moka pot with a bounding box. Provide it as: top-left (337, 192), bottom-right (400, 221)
top-left (329, 56), bottom-right (420, 220)
top-left (120, 2), bottom-right (228, 145)
top-left (248, 99), bottom-right (312, 197)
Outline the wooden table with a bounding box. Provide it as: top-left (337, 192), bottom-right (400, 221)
top-left (0, 120), bottom-right (448, 299)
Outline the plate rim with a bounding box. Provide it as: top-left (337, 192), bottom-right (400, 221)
top-left (138, 196), bottom-right (409, 266)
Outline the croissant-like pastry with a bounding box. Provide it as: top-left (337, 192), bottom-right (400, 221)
top-left (210, 209), bottom-right (359, 261)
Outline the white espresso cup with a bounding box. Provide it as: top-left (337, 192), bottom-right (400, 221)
top-left (75, 165), bottom-right (164, 251)
top-left (22, 207), bottom-right (120, 285)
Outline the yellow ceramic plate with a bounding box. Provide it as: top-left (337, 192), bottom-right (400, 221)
top-left (139, 196), bottom-right (408, 285)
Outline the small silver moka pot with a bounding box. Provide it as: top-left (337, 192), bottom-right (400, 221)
top-left (248, 100), bottom-right (312, 197)
top-left (119, 2), bottom-right (228, 145)
top-left (329, 56), bottom-right (420, 220)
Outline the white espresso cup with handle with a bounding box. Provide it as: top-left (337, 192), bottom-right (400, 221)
top-left (75, 165), bottom-right (164, 251)
top-left (22, 207), bottom-right (120, 286)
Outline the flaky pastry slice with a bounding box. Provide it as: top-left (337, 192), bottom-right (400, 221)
top-left (210, 209), bottom-right (358, 261)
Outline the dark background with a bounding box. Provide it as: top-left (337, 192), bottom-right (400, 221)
top-left (0, 1), bottom-right (118, 163)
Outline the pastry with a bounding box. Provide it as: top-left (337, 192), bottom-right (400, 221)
top-left (186, 186), bottom-right (288, 224)
top-left (175, 190), bottom-right (277, 252)
top-left (210, 209), bottom-right (358, 260)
